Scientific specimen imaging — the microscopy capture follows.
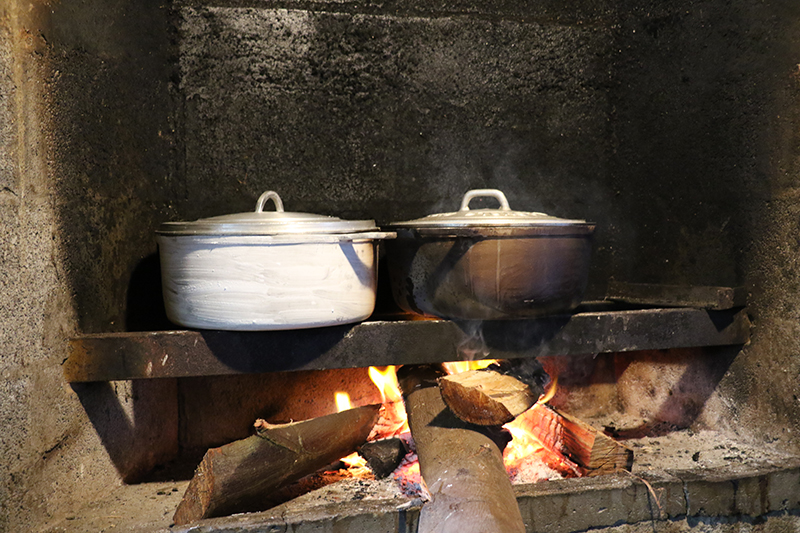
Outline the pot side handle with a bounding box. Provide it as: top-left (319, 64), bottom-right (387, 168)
top-left (459, 189), bottom-right (511, 211)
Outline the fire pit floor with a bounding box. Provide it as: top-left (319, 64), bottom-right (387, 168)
top-left (41, 429), bottom-right (800, 533)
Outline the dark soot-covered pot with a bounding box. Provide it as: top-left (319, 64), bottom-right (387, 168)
top-left (383, 189), bottom-right (595, 320)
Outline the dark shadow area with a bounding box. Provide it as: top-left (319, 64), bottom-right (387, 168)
top-left (173, 368), bottom-right (380, 453)
top-left (706, 308), bottom-right (740, 331)
top-left (199, 326), bottom-right (352, 372)
top-left (372, 257), bottom-right (404, 317)
top-left (50, 0), bottom-right (180, 334)
top-left (126, 252), bottom-right (173, 332)
top-left (72, 379), bottom-right (179, 483)
top-left (138, 452), bottom-right (205, 483)
top-left (477, 316), bottom-right (572, 355)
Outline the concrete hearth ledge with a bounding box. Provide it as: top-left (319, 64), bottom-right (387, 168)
top-left (166, 461), bottom-right (800, 533)
top-left (42, 431), bottom-right (800, 533)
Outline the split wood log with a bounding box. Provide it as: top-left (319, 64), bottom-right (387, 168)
top-left (439, 358), bottom-right (548, 426)
top-left (398, 364), bottom-right (525, 533)
top-left (439, 370), bottom-right (535, 425)
top-left (173, 404), bottom-right (380, 525)
top-left (526, 403), bottom-right (633, 476)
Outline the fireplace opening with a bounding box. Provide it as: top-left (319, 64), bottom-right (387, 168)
top-left (55, 324), bottom-right (800, 532)
top-left (160, 348), bottom-right (797, 533)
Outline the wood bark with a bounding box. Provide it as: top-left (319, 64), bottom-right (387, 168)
top-left (438, 358), bottom-right (548, 426)
top-left (398, 364), bottom-right (525, 533)
top-left (526, 403), bottom-right (633, 476)
top-left (173, 404), bottom-right (380, 525)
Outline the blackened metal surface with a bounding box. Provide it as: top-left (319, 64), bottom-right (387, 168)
top-left (64, 307), bottom-right (751, 382)
top-left (605, 282), bottom-right (747, 310)
top-left (384, 231), bottom-right (594, 320)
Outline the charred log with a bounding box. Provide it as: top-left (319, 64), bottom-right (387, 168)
top-left (173, 404), bottom-right (380, 525)
top-left (398, 364), bottom-right (525, 533)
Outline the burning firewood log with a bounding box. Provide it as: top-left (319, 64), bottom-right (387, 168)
top-left (437, 358), bottom-right (632, 478)
top-left (525, 403), bottom-right (634, 476)
top-left (398, 364), bottom-right (526, 533)
top-left (438, 358), bottom-right (549, 426)
top-left (173, 404), bottom-right (380, 526)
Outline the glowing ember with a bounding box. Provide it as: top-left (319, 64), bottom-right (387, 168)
top-left (338, 451), bottom-right (373, 479)
top-left (331, 391), bottom-right (376, 479)
top-left (339, 451), bottom-right (365, 468)
top-left (393, 453), bottom-right (424, 497)
top-left (503, 422), bottom-right (546, 470)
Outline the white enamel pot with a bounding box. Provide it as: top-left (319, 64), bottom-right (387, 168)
top-left (156, 191), bottom-right (395, 331)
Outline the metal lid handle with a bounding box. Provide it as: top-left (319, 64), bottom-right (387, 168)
top-left (459, 189), bottom-right (511, 211)
top-left (255, 191), bottom-right (284, 213)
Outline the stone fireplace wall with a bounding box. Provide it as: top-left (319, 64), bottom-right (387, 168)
top-left (1, 0), bottom-right (800, 531)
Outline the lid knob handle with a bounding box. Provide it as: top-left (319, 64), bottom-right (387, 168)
top-left (459, 189), bottom-right (511, 212)
top-left (255, 191), bottom-right (284, 213)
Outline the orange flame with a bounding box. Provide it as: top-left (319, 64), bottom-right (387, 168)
top-left (335, 391), bottom-right (352, 413)
top-left (368, 366), bottom-right (403, 404)
top-left (502, 375), bottom-right (558, 472)
top-left (367, 366), bottom-right (409, 437)
top-left (537, 374), bottom-right (558, 405)
top-left (442, 359), bottom-right (496, 375)
top-left (334, 365), bottom-right (563, 483)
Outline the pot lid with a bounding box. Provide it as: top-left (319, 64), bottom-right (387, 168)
top-left (157, 191), bottom-right (378, 235)
top-left (387, 189), bottom-right (592, 228)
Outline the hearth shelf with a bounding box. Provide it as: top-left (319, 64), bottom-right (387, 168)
top-left (63, 305), bottom-right (751, 382)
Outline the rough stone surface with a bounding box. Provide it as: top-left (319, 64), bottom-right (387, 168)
top-left (604, 0), bottom-right (800, 457)
top-left (49, 0), bottom-right (180, 335)
top-left (0, 2), bottom-right (180, 531)
top-left (189, 0), bottom-right (616, 25)
top-left (176, 6), bottom-right (613, 231)
top-left (587, 514), bottom-right (800, 533)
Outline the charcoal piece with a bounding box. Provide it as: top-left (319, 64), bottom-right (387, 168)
top-left (358, 438), bottom-right (410, 479)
